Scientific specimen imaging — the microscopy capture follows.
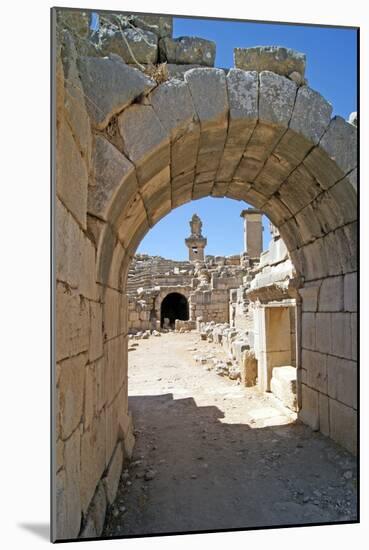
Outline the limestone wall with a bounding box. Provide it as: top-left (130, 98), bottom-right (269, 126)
top-left (54, 8), bottom-right (357, 540)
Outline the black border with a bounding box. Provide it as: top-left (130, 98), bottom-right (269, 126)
top-left (51, 5), bottom-right (360, 544)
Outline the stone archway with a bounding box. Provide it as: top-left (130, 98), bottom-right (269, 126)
top-left (160, 292), bottom-right (189, 328)
top-left (55, 33), bottom-right (357, 539)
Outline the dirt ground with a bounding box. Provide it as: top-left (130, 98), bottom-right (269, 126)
top-left (103, 331), bottom-right (357, 537)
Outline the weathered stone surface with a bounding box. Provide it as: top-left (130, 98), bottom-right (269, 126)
top-left (318, 276), bottom-right (343, 312)
top-left (327, 355), bottom-right (357, 409)
top-left (60, 31), bottom-right (92, 165)
top-left (315, 313), bottom-right (332, 354)
top-left (56, 8), bottom-right (90, 38)
top-left (78, 55), bottom-right (155, 128)
top-left (160, 36), bottom-right (215, 66)
top-left (301, 239), bottom-right (329, 281)
top-left (149, 79), bottom-right (197, 141)
top-left (131, 14), bottom-right (173, 38)
top-left (259, 71), bottom-right (297, 127)
top-left (166, 63), bottom-right (203, 79)
top-left (56, 428), bottom-right (82, 539)
top-left (100, 27), bottom-right (158, 64)
top-left (234, 46), bottom-right (306, 77)
top-left (320, 116), bottom-right (357, 176)
top-left (303, 349), bottom-right (328, 393)
top-left (184, 68), bottom-right (228, 128)
top-left (89, 136), bottom-right (137, 220)
top-left (344, 272), bottom-right (357, 312)
top-left (329, 398), bottom-right (357, 454)
top-left (329, 177), bottom-right (357, 225)
top-left (58, 353), bottom-right (86, 438)
top-left (299, 383), bottom-right (319, 430)
top-left (271, 366), bottom-right (297, 411)
top-left (319, 393), bottom-right (330, 437)
top-left (118, 104), bottom-right (170, 185)
top-left (56, 283), bottom-right (89, 361)
top-left (89, 301), bottom-right (103, 361)
top-left (290, 86), bottom-right (332, 144)
top-left (303, 146), bottom-right (344, 190)
top-left (103, 442), bottom-right (124, 504)
top-left (301, 313), bottom-right (315, 350)
top-left (88, 481), bottom-right (107, 536)
top-left (56, 120), bottom-right (89, 229)
top-left (216, 69), bottom-right (258, 181)
top-left (299, 281), bottom-right (321, 311)
top-left (80, 516), bottom-right (97, 538)
top-left (330, 312), bottom-right (352, 359)
top-left (80, 412), bottom-right (106, 513)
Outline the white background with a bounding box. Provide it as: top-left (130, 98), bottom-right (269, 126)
top-left (1, 0), bottom-right (367, 548)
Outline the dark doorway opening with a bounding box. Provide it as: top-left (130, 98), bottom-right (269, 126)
top-left (160, 293), bottom-right (189, 328)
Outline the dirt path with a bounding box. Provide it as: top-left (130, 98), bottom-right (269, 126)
top-left (103, 332), bottom-right (357, 537)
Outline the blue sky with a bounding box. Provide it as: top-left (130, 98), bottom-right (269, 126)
top-left (138, 17), bottom-right (357, 260)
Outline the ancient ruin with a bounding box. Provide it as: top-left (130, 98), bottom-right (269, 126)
top-left (53, 9), bottom-right (358, 541)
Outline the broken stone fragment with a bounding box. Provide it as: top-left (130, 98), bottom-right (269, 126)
top-left (130, 14), bottom-right (173, 38)
top-left (234, 46), bottom-right (306, 78)
top-left (159, 36), bottom-right (216, 66)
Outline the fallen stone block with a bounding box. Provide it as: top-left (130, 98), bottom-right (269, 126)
top-left (159, 36), bottom-right (216, 66)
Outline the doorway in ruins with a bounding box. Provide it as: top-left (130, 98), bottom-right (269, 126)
top-left (160, 292), bottom-right (189, 328)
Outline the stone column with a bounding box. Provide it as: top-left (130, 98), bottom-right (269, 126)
top-left (240, 208), bottom-right (263, 260)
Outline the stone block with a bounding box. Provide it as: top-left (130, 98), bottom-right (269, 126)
top-left (331, 312), bottom-right (352, 359)
top-left (303, 146), bottom-right (344, 190)
top-left (89, 301), bottom-right (103, 362)
top-left (56, 284), bottom-right (89, 361)
top-left (118, 104), bottom-right (170, 185)
top-left (315, 313), bottom-right (331, 355)
top-left (301, 312), bottom-right (315, 350)
top-left (259, 71), bottom-right (297, 127)
top-left (327, 355), bottom-right (357, 409)
top-left (150, 79), bottom-right (198, 141)
top-left (104, 335), bottom-right (126, 405)
top-left (171, 129), bottom-right (200, 177)
top-left (298, 281), bottom-right (321, 312)
top-left (295, 204), bottom-right (323, 244)
top-left (278, 163), bottom-right (321, 215)
top-left (318, 276), bottom-right (344, 312)
top-left (100, 27), bottom-right (158, 64)
top-left (58, 353), bottom-right (87, 438)
top-left (320, 116), bottom-right (357, 176)
top-left (56, 198), bottom-right (98, 300)
top-left (80, 516), bottom-right (97, 539)
top-left (319, 393), bottom-right (330, 437)
top-left (301, 239), bottom-right (329, 281)
top-left (159, 36), bottom-right (215, 66)
top-left (290, 86), bottom-right (332, 144)
top-left (56, 120), bottom-right (88, 229)
top-left (299, 383), bottom-right (319, 431)
top-left (184, 68), bottom-right (228, 130)
top-left (329, 398), bottom-right (357, 454)
top-left (329, 177), bottom-right (357, 225)
top-left (103, 442), bottom-right (124, 505)
top-left (56, 8), bottom-right (90, 38)
top-left (80, 411), bottom-right (106, 513)
top-left (303, 349), bottom-right (327, 394)
top-left (88, 480), bottom-right (107, 537)
top-left (88, 135), bottom-right (137, 220)
top-left (60, 31), bottom-right (92, 164)
top-left (56, 428), bottom-right (82, 539)
top-left (234, 46), bottom-right (306, 76)
top-left (78, 54), bottom-right (155, 128)
top-left (131, 14), bottom-right (172, 38)
top-left (216, 69), bottom-right (258, 181)
top-left (271, 366), bottom-right (297, 411)
top-left (351, 314), bottom-right (357, 361)
top-left (344, 272), bottom-right (357, 312)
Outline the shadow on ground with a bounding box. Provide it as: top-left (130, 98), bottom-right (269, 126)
top-left (103, 393), bottom-right (357, 538)
top-left (18, 523), bottom-right (49, 541)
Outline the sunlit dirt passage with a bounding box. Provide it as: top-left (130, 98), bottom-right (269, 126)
top-left (103, 332), bottom-right (357, 537)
